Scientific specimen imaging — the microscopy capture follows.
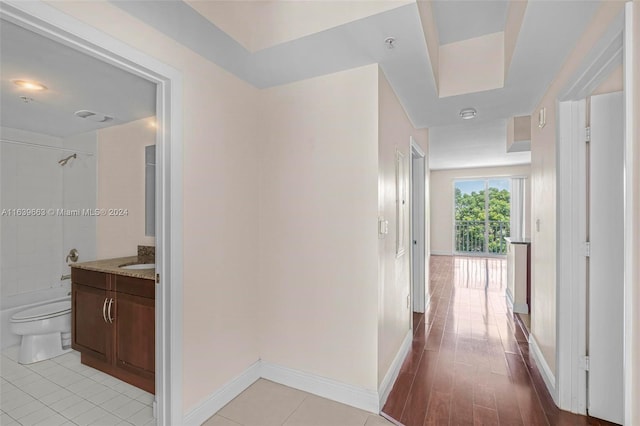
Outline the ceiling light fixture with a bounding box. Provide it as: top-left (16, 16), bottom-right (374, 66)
top-left (384, 37), bottom-right (396, 49)
top-left (459, 108), bottom-right (477, 120)
top-left (13, 79), bottom-right (47, 91)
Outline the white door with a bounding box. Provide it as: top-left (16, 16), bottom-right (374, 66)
top-left (588, 91), bottom-right (624, 424)
top-left (411, 154), bottom-right (425, 313)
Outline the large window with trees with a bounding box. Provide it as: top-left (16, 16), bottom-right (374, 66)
top-left (454, 178), bottom-right (510, 255)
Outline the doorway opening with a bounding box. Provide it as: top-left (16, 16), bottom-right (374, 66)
top-left (0, 3), bottom-right (184, 424)
top-left (453, 178), bottom-right (511, 256)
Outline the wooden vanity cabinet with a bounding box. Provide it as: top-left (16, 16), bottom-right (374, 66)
top-left (71, 269), bottom-right (112, 363)
top-left (71, 268), bottom-right (155, 394)
top-left (113, 275), bottom-right (155, 384)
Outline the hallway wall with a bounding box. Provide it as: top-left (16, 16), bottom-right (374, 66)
top-left (529, 1), bottom-right (625, 377)
top-left (429, 165), bottom-right (531, 255)
top-left (377, 69), bottom-right (429, 387)
top-left (258, 64), bottom-right (380, 391)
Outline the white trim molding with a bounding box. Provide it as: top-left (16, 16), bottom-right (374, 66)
top-left (529, 334), bottom-right (557, 404)
top-left (623, 3), bottom-right (638, 425)
top-left (261, 362), bottom-right (379, 414)
top-left (505, 287), bottom-right (514, 310)
top-left (430, 251), bottom-right (452, 256)
top-left (183, 362), bottom-right (262, 426)
top-left (184, 360), bottom-right (385, 425)
top-left (378, 330), bottom-right (413, 409)
top-left (506, 287), bottom-right (527, 314)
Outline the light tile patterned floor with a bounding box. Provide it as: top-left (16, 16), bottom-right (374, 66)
top-left (0, 347), bottom-right (155, 426)
top-left (202, 379), bottom-right (394, 426)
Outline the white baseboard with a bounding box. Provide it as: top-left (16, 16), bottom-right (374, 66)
top-left (505, 289), bottom-right (528, 314)
top-left (505, 288), bottom-right (514, 309)
top-left (513, 303), bottom-right (529, 314)
top-left (430, 251), bottom-right (452, 256)
top-left (183, 361), bottom-right (261, 426)
top-left (529, 334), bottom-right (557, 404)
top-left (261, 361), bottom-right (379, 414)
top-left (184, 359), bottom-right (384, 424)
top-left (378, 330), bottom-right (413, 409)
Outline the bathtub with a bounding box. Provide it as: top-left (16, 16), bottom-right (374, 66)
top-left (1, 287), bottom-right (70, 350)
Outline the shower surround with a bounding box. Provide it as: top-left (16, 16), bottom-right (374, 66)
top-left (0, 126), bottom-right (97, 348)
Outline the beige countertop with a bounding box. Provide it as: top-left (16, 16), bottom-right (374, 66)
top-left (70, 256), bottom-right (155, 280)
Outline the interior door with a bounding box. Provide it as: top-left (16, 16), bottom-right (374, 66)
top-left (412, 154), bottom-right (425, 313)
top-left (588, 91), bottom-right (624, 424)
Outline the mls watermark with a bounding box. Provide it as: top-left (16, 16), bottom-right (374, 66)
top-left (1, 208), bottom-right (129, 217)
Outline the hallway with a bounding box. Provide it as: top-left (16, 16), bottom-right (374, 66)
top-left (382, 256), bottom-right (613, 426)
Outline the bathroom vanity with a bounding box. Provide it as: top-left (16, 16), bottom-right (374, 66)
top-left (70, 257), bottom-right (155, 394)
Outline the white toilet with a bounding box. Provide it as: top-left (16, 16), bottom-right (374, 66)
top-left (10, 299), bottom-right (72, 364)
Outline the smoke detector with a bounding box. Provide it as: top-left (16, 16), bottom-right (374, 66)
top-left (75, 110), bottom-right (113, 123)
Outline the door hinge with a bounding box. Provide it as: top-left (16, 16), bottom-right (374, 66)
top-left (156, 273), bottom-right (160, 283)
top-left (582, 355), bottom-right (590, 371)
top-left (585, 126), bottom-right (591, 143)
top-left (583, 242), bottom-right (591, 257)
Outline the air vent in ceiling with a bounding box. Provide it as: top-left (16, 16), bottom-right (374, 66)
top-left (74, 110), bottom-right (114, 123)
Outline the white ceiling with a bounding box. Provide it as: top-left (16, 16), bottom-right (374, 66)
top-left (429, 119), bottom-right (531, 170)
top-left (107, 0), bottom-right (601, 169)
top-left (432, 0), bottom-right (509, 45)
top-left (0, 19), bottom-right (156, 138)
top-left (110, 0), bottom-right (599, 125)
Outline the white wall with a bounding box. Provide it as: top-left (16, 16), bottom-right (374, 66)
top-left (1, 127), bottom-right (64, 305)
top-left (48, 1), bottom-right (262, 412)
top-left (45, 2), bottom-right (432, 415)
top-left (62, 131), bottom-right (97, 274)
top-left (96, 117), bottom-right (155, 259)
top-left (0, 126), bottom-right (97, 350)
top-left (377, 70), bottom-right (429, 385)
top-left (258, 65), bottom-right (380, 391)
top-left (529, 1), bottom-right (624, 376)
top-left (430, 165), bottom-right (531, 255)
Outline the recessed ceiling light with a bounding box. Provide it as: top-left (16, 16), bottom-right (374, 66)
top-left (12, 79), bottom-right (47, 91)
top-left (459, 108), bottom-right (477, 120)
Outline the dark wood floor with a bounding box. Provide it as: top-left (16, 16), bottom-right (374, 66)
top-left (382, 256), bottom-right (617, 426)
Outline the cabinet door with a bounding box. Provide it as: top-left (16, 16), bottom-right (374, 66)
top-left (113, 292), bottom-right (155, 380)
top-left (72, 283), bottom-right (111, 362)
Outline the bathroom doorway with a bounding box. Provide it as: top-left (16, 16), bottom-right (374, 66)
top-left (0, 3), bottom-right (183, 424)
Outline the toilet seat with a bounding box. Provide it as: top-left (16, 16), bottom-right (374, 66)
top-left (11, 301), bottom-right (71, 323)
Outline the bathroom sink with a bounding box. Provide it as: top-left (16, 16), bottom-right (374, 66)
top-left (119, 263), bottom-right (155, 270)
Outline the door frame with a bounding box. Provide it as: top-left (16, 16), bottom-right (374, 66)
top-left (556, 8), bottom-right (625, 416)
top-left (409, 137), bottom-right (426, 315)
top-left (0, 2), bottom-right (184, 424)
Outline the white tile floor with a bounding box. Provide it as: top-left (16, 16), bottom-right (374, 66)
top-left (0, 347), bottom-right (155, 426)
top-left (203, 379), bottom-right (394, 426)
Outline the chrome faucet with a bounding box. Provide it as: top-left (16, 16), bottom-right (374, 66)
top-left (66, 248), bottom-right (79, 263)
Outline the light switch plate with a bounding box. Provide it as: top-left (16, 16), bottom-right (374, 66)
top-left (378, 217), bottom-right (389, 237)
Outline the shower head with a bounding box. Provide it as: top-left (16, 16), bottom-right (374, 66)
top-left (58, 153), bottom-right (76, 166)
